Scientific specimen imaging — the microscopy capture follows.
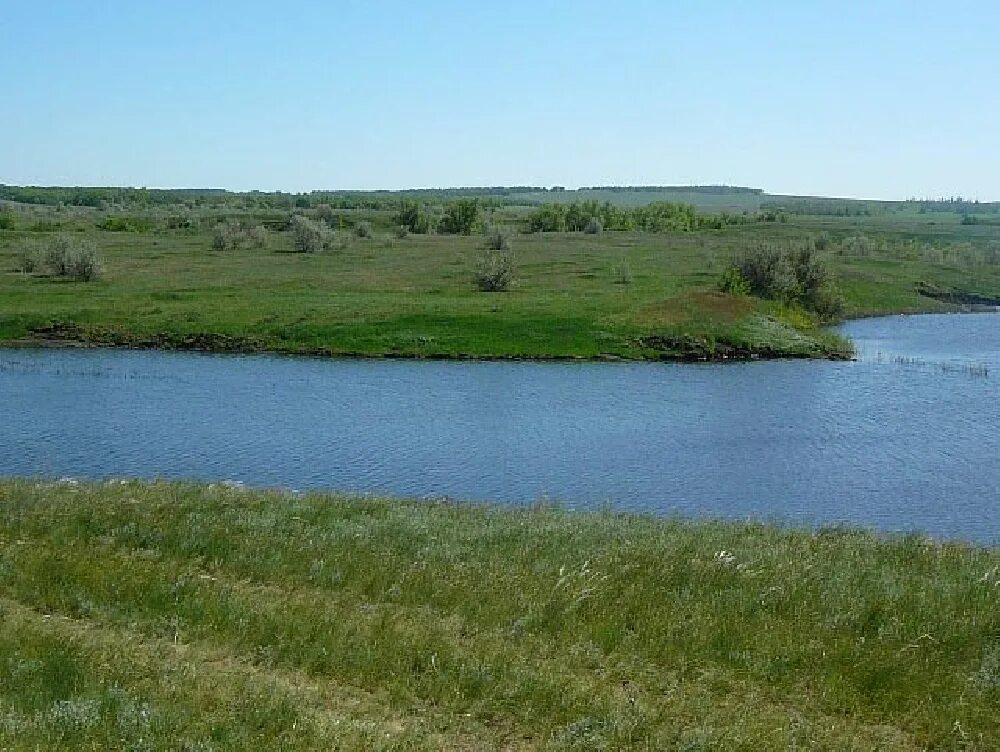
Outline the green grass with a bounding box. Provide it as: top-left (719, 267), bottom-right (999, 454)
top-left (1, 208), bottom-right (999, 361)
top-left (0, 479), bottom-right (997, 749)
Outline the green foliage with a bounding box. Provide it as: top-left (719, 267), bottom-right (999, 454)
top-left (314, 203), bottom-right (336, 226)
top-left (725, 243), bottom-right (843, 318)
top-left (528, 203), bottom-right (567, 232)
top-left (474, 247), bottom-right (515, 291)
top-left (0, 209), bottom-right (16, 230)
top-left (528, 199), bottom-right (758, 234)
top-left (212, 221), bottom-right (269, 251)
top-left (838, 235), bottom-right (876, 258)
top-left (65, 244), bottom-right (103, 281)
top-left (245, 224), bottom-right (269, 249)
top-left (719, 265), bottom-right (751, 296)
top-left (289, 215), bottom-right (335, 253)
top-left (813, 232), bottom-right (831, 251)
top-left (16, 242), bottom-right (43, 273)
top-left (96, 216), bottom-right (154, 232)
top-left (395, 200), bottom-right (433, 234)
top-left (354, 221), bottom-right (372, 239)
top-left (212, 220), bottom-right (244, 251)
top-left (482, 224), bottom-right (511, 251)
top-left (25, 235), bottom-right (104, 281)
top-left (438, 199), bottom-right (481, 235)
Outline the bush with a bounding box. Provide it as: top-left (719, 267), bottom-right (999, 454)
top-left (723, 243), bottom-right (843, 318)
top-left (719, 264), bottom-right (751, 296)
top-left (211, 221), bottom-right (268, 251)
top-left (527, 203), bottom-right (567, 233)
top-left (584, 217), bottom-right (604, 235)
top-left (45, 235), bottom-right (75, 275)
top-left (396, 201), bottom-right (432, 234)
top-left (34, 235), bottom-right (103, 281)
top-left (96, 216), bottom-right (154, 232)
top-left (474, 248), bottom-right (515, 292)
top-left (393, 225), bottom-right (409, 239)
top-left (16, 242), bottom-right (43, 273)
top-left (211, 220), bottom-right (245, 251)
top-left (290, 215), bottom-right (335, 252)
top-left (483, 224), bottom-right (511, 251)
top-left (438, 199), bottom-right (480, 235)
top-left (314, 203), bottom-right (336, 226)
top-left (0, 209), bottom-right (16, 230)
top-left (355, 221), bottom-right (373, 239)
top-left (65, 244), bottom-right (103, 281)
top-left (839, 235), bottom-right (874, 257)
top-left (246, 225), bottom-right (269, 249)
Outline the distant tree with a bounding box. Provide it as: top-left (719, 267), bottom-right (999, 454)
top-left (438, 199), bottom-right (480, 235)
top-left (395, 200), bottom-right (433, 234)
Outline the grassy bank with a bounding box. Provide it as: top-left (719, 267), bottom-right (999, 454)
top-left (2, 202), bottom-right (999, 361)
top-left (0, 479), bottom-right (997, 749)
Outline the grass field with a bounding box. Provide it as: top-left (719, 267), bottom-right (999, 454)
top-left (2, 202), bottom-right (1000, 361)
top-left (0, 479), bottom-right (997, 749)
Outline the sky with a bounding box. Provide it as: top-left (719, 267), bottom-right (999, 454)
top-left (3, 1), bottom-right (998, 199)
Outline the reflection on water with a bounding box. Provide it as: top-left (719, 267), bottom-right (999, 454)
top-left (2, 313), bottom-right (998, 543)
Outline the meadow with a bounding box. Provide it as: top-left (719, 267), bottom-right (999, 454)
top-left (3, 189), bottom-right (1000, 749)
top-left (1, 186), bottom-right (999, 361)
top-left (0, 480), bottom-right (997, 750)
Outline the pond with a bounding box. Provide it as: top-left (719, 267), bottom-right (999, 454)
top-left (2, 313), bottom-right (998, 543)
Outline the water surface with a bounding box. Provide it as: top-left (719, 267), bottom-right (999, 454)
top-left (3, 313), bottom-right (998, 542)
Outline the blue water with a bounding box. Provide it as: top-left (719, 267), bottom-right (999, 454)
top-left (2, 313), bottom-right (998, 542)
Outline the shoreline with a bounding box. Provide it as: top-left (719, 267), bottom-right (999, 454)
top-left (3, 319), bottom-right (855, 364)
top-left (5, 308), bottom-right (995, 365)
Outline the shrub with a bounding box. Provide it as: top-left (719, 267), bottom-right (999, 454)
top-left (355, 221), bottom-right (373, 239)
top-left (719, 265), bottom-right (751, 296)
top-left (36, 235), bottom-right (102, 281)
top-left (528, 203), bottom-right (567, 233)
top-left (483, 224), bottom-right (511, 251)
top-left (474, 248), bottom-right (515, 292)
top-left (16, 242), bottom-right (43, 273)
top-left (45, 235), bottom-right (75, 275)
top-left (246, 225), bottom-right (269, 248)
top-left (584, 217), bottom-right (604, 235)
top-left (290, 215), bottom-right (335, 252)
top-left (393, 225), bottom-right (409, 239)
top-left (813, 232), bottom-right (831, 251)
top-left (65, 244), bottom-right (103, 281)
top-left (96, 216), bottom-right (153, 232)
top-left (314, 203), bottom-right (336, 226)
top-left (0, 209), bottom-right (16, 230)
top-left (396, 201), bottom-right (432, 234)
top-left (839, 235), bottom-right (874, 257)
top-left (211, 220), bottom-right (246, 251)
top-left (723, 242), bottom-right (843, 318)
top-left (438, 199), bottom-right (480, 235)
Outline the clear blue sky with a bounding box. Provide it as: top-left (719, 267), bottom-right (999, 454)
top-left (3, 1), bottom-right (998, 199)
